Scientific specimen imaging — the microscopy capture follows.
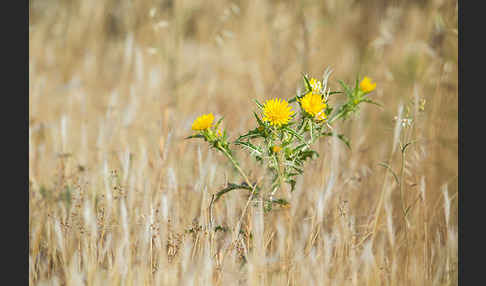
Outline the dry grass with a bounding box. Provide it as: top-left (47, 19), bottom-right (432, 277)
top-left (29, 0), bottom-right (458, 285)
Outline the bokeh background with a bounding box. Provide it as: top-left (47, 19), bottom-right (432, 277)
top-left (29, 0), bottom-right (458, 285)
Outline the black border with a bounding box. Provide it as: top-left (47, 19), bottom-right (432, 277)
top-left (9, 0), bottom-right (29, 284)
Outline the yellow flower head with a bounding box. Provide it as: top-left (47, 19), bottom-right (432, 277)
top-left (262, 98), bottom-right (294, 127)
top-left (191, 113), bottom-right (214, 131)
top-left (298, 92), bottom-right (327, 117)
top-left (359, 77), bottom-right (376, 93)
top-left (309, 78), bottom-right (322, 93)
top-left (272, 145), bottom-right (282, 153)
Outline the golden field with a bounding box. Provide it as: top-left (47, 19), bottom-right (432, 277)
top-left (29, 0), bottom-right (458, 285)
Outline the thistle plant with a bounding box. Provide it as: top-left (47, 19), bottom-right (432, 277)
top-left (187, 69), bottom-right (381, 211)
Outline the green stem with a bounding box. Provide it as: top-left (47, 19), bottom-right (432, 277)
top-left (271, 154), bottom-right (284, 197)
top-left (220, 145), bottom-right (259, 246)
top-left (219, 147), bottom-right (253, 189)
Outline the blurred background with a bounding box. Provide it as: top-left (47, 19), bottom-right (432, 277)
top-left (29, 0), bottom-right (458, 284)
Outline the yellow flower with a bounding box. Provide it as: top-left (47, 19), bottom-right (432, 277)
top-left (191, 113), bottom-right (214, 131)
top-left (272, 145), bottom-right (282, 153)
top-left (309, 78), bottom-right (322, 93)
top-left (298, 92), bottom-right (327, 117)
top-left (359, 77), bottom-right (376, 93)
top-left (217, 129), bottom-right (223, 137)
top-left (262, 98), bottom-right (294, 127)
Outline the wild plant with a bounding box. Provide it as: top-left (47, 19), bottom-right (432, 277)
top-left (187, 69), bottom-right (380, 212)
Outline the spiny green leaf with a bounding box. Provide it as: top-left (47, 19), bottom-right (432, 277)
top-left (286, 172), bottom-right (300, 177)
top-left (271, 198), bottom-right (290, 206)
top-left (239, 133), bottom-right (262, 141)
top-left (236, 128), bottom-right (262, 141)
top-left (254, 112), bottom-right (264, 126)
top-left (289, 87), bottom-right (310, 103)
top-left (292, 143), bottom-right (308, 153)
top-left (300, 150), bottom-right (319, 161)
top-left (338, 80), bottom-right (352, 98)
top-left (254, 99), bottom-right (264, 109)
top-left (185, 134), bottom-right (204, 140)
top-left (293, 159), bottom-right (304, 167)
top-left (290, 165), bottom-right (304, 174)
top-left (328, 91), bottom-right (344, 96)
top-left (303, 73), bottom-right (312, 91)
top-left (234, 141), bottom-right (262, 155)
top-left (214, 183), bottom-right (253, 202)
top-left (362, 98), bottom-right (383, 108)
